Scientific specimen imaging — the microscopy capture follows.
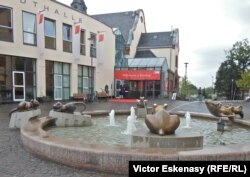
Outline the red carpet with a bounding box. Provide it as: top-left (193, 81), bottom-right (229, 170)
top-left (109, 99), bottom-right (137, 103)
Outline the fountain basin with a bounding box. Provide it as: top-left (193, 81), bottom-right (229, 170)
top-left (21, 111), bottom-right (250, 175)
top-left (131, 128), bottom-right (203, 149)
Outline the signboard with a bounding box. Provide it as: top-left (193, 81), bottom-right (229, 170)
top-left (115, 70), bottom-right (160, 80)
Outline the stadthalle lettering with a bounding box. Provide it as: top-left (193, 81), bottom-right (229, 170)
top-left (162, 165), bottom-right (205, 174)
top-left (19, 0), bottom-right (82, 23)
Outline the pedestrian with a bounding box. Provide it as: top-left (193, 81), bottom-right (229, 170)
top-left (172, 88), bottom-right (177, 100)
top-left (119, 84), bottom-right (125, 99)
top-left (198, 87), bottom-right (202, 101)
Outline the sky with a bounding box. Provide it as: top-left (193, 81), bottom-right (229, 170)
top-left (57, 0), bottom-right (250, 88)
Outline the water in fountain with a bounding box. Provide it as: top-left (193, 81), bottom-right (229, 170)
top-left (184, 111), bottom-right (191, 128)
top-left (168, 101), bottom-right (201, 112)
top-left (130, 106), bottom-right (137, 121)
top-left (122, 115), bottom-right (137, 135)
top-left (108, 109), bottom-right (116, 126)
top-left (123, 107), bottom-right (137, 134)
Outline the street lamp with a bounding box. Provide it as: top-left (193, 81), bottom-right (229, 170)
top-left (184, 62), bottom-right (189, 98)
top-left (231, 79), bottom-right (234, 100)
top-left (88, 34), bottom-right (95, 101)
top-left (212, 76), bottom-right (214, 93)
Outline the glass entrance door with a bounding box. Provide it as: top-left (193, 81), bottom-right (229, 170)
top-left (54, 74), bottom-right (62, 100)
top-left (13, 71), bottom-right (25, 101)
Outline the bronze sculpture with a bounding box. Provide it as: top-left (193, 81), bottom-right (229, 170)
top-left (151, 103), bottom-right (168, 114)
top-left (52, 102), bottom-right (86, 114)
top-left (145, 104), bottom-right (180, 135)
top-left (136, 97), bottom-right (148, 108)
top-left (9, 99), bottom-right (40, 116)
top-left (205, 100), bottom-right (244, 120)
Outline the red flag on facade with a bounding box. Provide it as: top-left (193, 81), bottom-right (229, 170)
top-left (39, 13), bottom-right (44, 24)
top-left (75, 25), bottom-right (80, 34)
top-left (37, 10), bottom-right (45, 60)
top-left (99, 34), bottom-right (104, 42)
top-left (73, 24), bottom-right (81, 61)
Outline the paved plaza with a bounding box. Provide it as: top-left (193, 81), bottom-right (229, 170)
top-left (0, 99), bottom-right (249, 177)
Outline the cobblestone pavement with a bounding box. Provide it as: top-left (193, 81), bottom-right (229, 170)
top-left (0, 99), bottom-right (249, 177)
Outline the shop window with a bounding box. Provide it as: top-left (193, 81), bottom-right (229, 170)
top-left (0, 6), bottom-right (13, 42)
top-left (45, 18), bottom-right (56, 49)
top-left (22, 11), bottom-right (36, 45)
top-left (80, 30), bottom-right (86, 55)
top-left (63, 23), bottom-right (72, 52)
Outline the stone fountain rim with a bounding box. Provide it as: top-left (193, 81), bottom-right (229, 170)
top-left (20, 110), bottom-right (250, 175)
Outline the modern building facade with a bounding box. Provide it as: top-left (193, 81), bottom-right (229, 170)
top-left (0, 0), bottom-right (179, 103)
top-left (0, 0), bottom-right (115, 103)
top-left (93, 10), bottom-right (179, 98)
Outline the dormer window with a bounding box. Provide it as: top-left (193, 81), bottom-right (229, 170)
top-left (140, 16), bottom-right (144, 23)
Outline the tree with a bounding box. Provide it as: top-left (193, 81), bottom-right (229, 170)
top-left (215, 39), bottom-right (250, 99)
top-left (179, 77), bottom-right (197, 99)
top-left (236, 70), bottom-right (250, 97)
top-left (215, 60), bottom-right (239, 99)
top-left (226, 39), bottom-right (250, 71)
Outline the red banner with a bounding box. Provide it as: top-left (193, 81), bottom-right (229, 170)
top-left (115, 70), bottom-right (160, 80)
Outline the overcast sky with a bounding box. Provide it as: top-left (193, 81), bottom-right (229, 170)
top-left (58, 0), bottom-right (250, 88)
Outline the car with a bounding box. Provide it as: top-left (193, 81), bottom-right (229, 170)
top-left (246, 96), bottom-right (250, 102)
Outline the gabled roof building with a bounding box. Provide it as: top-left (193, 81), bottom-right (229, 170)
top-left (0, 0), bottom-right (179, 103)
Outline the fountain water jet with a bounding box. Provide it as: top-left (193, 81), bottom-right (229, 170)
top-left (184, 111), bottom-right (191, 128)
top-left (108, 109), bottom-right (116, 126)
top-left (123, 115), bottom-right (136, 135)
top-left (130, 106), bottom-right (137, 121)
top-left (123, 106), bottom-right (137, 134)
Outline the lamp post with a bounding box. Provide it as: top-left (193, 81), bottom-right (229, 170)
top-left (231, 79), bottom-right (234, 100)
top-left (184, 62), bottom-right (189, 98)
top-left (88, 35), bottom-right (95, 101)
top-left (212, 76), bottom-right (214, 93)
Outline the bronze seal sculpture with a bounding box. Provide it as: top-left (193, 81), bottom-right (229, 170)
top-left (145, 104), bottom-right (180, 135)
top-left (205, 100), bottom-right (244, 120)
top-left (136, 96), bottom-right (148, 108)
top-left (9, 99), bottom-right (40, 117)
top-left (52, 102), bottom-right (86, 114)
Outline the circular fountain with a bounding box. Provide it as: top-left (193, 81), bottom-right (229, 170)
top-left (20, 101), bottom-right (250, 175)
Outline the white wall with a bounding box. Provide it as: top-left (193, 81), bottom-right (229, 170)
top-left (0, 0), bottom-right (115, 97)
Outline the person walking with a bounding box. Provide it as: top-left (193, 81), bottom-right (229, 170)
top-left (172, 88), bottom-right (177, 100)
top-left (119, 84), bottom-right (125, 99)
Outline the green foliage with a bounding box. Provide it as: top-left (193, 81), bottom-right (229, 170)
top-left (226, 39), bottom-right (250, 71)
top-left (215, 39), bottom-right (250, 99)
top-left (179, 77), bottom-right (197, 99)
top-left (236, 70), bottom-right (250, 90)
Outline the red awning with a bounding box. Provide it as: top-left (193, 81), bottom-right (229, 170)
top-left (115, 70), bottom-right (160, 80)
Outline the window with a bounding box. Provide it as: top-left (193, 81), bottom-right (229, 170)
top-left (175, 55), bottom-right (178, 68)
top-left (63, 23), bottom-right (72, 52)
top-left (45, 18), bottom-right (56, 49)
top-left (0, 6), bottom-right (13, 42)
top-left (78, 65), bottom-right (93, 94)
top-left (22, 11), bottom-right (36, 45)
top-left (89, 33), bottom-right (96, 58)
top-left (80, 30), bottom-right (86, 55)
top-left (45, 61), bottom-right (70, 100)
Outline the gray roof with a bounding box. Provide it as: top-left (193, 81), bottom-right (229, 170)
top-left (92, 11), bottom-right (138, 43)
top-left (135, 50), bottom-right (156, 58)
top-left (128, 58), bottom-right (165, 68)
top-left (137, 32), bottom-right (174, 48)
